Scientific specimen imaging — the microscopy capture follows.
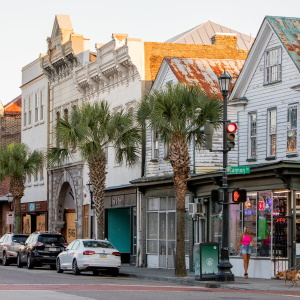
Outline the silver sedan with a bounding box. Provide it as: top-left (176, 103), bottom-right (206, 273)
top-left (56, 239), bottom-right (121, 276)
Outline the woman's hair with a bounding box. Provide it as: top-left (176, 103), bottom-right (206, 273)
top-left (244, 227), bottom-right (250, 234)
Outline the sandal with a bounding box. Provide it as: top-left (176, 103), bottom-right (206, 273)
top-left (244, 273), bottom-right (248, 279)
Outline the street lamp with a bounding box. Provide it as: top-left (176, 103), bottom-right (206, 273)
top-left (216, 69), bottom-right (234, 282)
top-left (6, 193), bottom-right (14, 233)
top-left (86, 180), bottom-right (94, 239)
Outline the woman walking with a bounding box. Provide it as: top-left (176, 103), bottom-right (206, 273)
top-left (235, 227), bottom-right (258, 278)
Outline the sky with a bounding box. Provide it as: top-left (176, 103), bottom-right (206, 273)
top-left (1, 0), bottom-right (300, 104)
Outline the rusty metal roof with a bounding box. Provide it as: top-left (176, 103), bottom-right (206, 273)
top-left (165, 58), bottom-right (245, 98)
top-left (166, 20), bottom-right (254, 50)
top-left (266, 16), bottom-right (300, 72)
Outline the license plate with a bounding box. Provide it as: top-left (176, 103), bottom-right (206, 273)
top-left (49, 247), bottom-right (58, 251)
top-left (100, 254), bottom-right (107, 258)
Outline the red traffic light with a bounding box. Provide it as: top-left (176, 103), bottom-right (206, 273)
top-left (226, 123), bottom-right (237, 133)
top-left (232, 189), bottom-right (247, 203)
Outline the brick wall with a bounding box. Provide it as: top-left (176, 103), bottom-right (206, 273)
top-left (144, 35), bottom-right (249, 81)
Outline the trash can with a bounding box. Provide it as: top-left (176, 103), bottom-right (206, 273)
top-left (194, 242), bottom-right (219, 281)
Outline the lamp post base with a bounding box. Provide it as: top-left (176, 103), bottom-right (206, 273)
top-left (216, 248), bottom-right (234, 282)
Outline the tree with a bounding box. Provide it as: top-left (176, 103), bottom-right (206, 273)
top-left (137, 83), bottom-right (222, 277)
top-left (0, 142), bottom-right (43, 233)
top-left (46, 101), bottom-right (140, 239)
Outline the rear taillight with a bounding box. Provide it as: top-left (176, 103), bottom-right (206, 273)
top-left (83, 250), bottom-right (95, 255)
top-left (35, 242), bottom-right (44, 246)
top-left (112, 252), bottom-right (121, 256)
top-left (63, 243), bottom-right (68, 247)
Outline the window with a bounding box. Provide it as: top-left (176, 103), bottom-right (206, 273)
top-left (28, 97), bottom-right (32, 125)
top-left (23, 100), bottom-right (27, 127)
top-left (248, 112), bottom-right (257, 159)
top-left (40, 91), bottom-right (44, 121)
top-left (267, 108), bottom-right (277, 157)
top-left (35, 93), bottom-right (39, 123)
top-left (64, 108), bottom-right (68, 120)
top-left (287, 104), bottom-right (297, 152)
top-left (264, 47), bottom-right (282, 84)
top-left (151, 131), bottom-right (159, 160)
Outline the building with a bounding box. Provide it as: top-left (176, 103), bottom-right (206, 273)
top-left (131, 34), bottom-right (249, 269)
top-left (227, 16), bottom-right (300, 278)
top-left (0, 96), bottom-right (22, 234)
top-left (20, 58), bottom-right (49, 233)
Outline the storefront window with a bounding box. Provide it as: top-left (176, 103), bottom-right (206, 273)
top-left (230, 190), bottom-right (288, 258)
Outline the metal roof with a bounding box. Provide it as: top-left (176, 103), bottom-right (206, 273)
top-left (165, 57), bottom-right (245, 98)
top-left (165, 20), bottom-right (254, 50)
top-left (266, 16), bottom-right (300, 72)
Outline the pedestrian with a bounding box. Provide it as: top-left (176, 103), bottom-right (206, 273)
top-left (235, 226), bottom-right (258, 278)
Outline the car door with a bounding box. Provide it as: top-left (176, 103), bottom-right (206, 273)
top-left (0, 235), bottom-right (7, 259)
top-left (65, 240), bottom-right (80, 269)
top-left (59, 241), bottom-right (75, 268)
top-left (20, 235), bottom-right (32, 262)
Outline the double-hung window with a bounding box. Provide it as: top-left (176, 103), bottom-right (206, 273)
top-left (249, 112), bottom-right (257, 159)
top-left (23, 99), bottom-right (27, 127)
top-left (40, 90), bottom-right (44, 121)
top-left (28, 97), bottom-right (32, 126)
top-left (35, 92), bottom-right (39, 123)
top-left (287, 104), bottom-right (298, 152)
top-left (151, 131), bottom-right (159, 160)
top-left (267, 108), bottom-right (277, 157)
top-left (264, 47), bottom-right (282, 84)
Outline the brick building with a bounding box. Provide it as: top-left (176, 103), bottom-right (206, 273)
top-left (0, 96), bottom-right (22, 235)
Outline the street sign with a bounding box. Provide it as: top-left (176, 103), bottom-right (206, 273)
top-left (6, 211), bottom-right (14, 225)
top-left (227, 166), bottom-right (250, 174)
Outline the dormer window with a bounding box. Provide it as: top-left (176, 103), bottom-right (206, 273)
top-left (264, 47), bottom-right (282, 84)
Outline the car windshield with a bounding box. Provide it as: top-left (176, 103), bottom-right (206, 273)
top-left (38, 235), bottom-right (66, 244)
top-left (83, 241), bottom-right (115, 249)
top-left (13, 236), bottom-right (28, 243)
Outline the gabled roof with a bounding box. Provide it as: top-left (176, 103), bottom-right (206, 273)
top-left (164, 57), bottom-right (244, 99)
top-left (266, 16), bottom-right (300, 72)
top-left (230, 16), bottom-right (300, 100)
top-left (3, 95), bottom-right (22, 115)
top-left (166, 20), bottom-right (254, 50)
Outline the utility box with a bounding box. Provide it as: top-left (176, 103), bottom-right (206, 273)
top-left (194, 242), bottom-right (219, 280)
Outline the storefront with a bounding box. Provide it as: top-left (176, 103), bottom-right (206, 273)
top-left (21, 201), bottom-right (48, 233)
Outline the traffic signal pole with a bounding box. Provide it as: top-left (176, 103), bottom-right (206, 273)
top-left (216, 71), bottom-right (234, 282)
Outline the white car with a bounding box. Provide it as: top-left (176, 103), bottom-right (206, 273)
top-left (56, 239), bottom-right (121, 276)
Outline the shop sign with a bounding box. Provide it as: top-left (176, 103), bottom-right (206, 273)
top-left (6, 211), bottom-right (14, 225)
top-left (29, 203), bottom-right (35, 212)
top-left (111, 195), bottom-right (124, 207)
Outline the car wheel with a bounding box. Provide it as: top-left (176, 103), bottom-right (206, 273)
top-left (110, 268), bottom-right (119, 277)
top-left (56, 258), bottom-right (63, 273)
top-left (2, 252), bottom-right (9, 266)
top-left (72, 259), bottom-right (81, 275)
top-left (27, 254), bottom-right (34, 269)
top-left (92, 270), bottom-right (100, 276)
top-left (17, 254), bottom-right (23, 268)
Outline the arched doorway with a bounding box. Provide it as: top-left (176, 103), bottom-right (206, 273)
top-left (58, 182), bottom-right (77, 244)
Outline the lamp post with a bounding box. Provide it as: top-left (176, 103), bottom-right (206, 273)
top-left (216, 69), bottom-right (234, 282)
top-left (6, 193), bottom-right (14, 233)
top-left (86, 180), bottom-right (94, 239)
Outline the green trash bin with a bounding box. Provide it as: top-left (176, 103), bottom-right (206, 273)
top-left (194, 242), bottom-right (219, 281)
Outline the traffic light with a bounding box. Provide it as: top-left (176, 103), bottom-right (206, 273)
top-left (211, 189), bottom-right (219, 203)
top-left (232, 189), bottom-right (247, 203)
top-left (226, 123), bottom-right (237, 150)
top-left (200, 123), bottom-right (214, 150)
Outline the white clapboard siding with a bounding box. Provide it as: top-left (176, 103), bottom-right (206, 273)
top-left (238, 31), bottom-right (300, 165)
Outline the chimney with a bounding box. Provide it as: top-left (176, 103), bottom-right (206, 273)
top-left (211, 33), bottom-right (237, 48)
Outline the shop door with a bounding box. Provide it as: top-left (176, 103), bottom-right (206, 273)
top-left (158, 212), bottom-right (176, 268)
top-left (107, 208), bottom-right (130, 260)
top-left (62, 210), bottom-right (77, 244)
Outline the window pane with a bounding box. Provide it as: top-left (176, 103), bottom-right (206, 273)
top-left (159, 213), bottom-right (166, 239)
top-left (167, 197), bottom-right (176, 210)
top-left (147, 240), bottom-right (158, 254)
top-left (160, 197), bottom-right (167, 211)
top-left (168, 212), bottom-right (176, 240)
top-left (148, 198), bottom-right (159, 211)
top-left (147, 213), bottom-right (158, 239)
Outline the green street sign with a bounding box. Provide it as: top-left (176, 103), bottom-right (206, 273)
top-left (227, 166), bottom-right (250, 174)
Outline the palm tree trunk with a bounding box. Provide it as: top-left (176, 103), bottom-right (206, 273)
top-left (89, 154), bottom-right (107, 240)
top-left (169, 136), bottom-right (190, 277)
top-left (14, 196), bottom-right (22, 233)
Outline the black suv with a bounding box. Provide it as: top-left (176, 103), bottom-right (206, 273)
top-left (17, 231), bottom-right (68, 269)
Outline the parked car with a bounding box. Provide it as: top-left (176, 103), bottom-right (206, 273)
top-left (0, 233), bottom-right (29, 265)
top-left (17, 231), bottom-right (68, 269)
top-left (56, 239), bottom-right (121, 276)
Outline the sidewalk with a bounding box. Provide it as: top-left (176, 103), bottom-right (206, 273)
top-left (119, 264), bottom-right (300, 291)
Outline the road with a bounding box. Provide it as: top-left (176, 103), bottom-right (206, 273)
top-left (1, 265), bottom-right (300, 299)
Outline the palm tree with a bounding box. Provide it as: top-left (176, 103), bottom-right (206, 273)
top-left (0, 142), bottom-right (43, 233)
top-left (47, 100), bottom-right (140, 239)
top-left (137, 83), bottom-right (222, 277)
